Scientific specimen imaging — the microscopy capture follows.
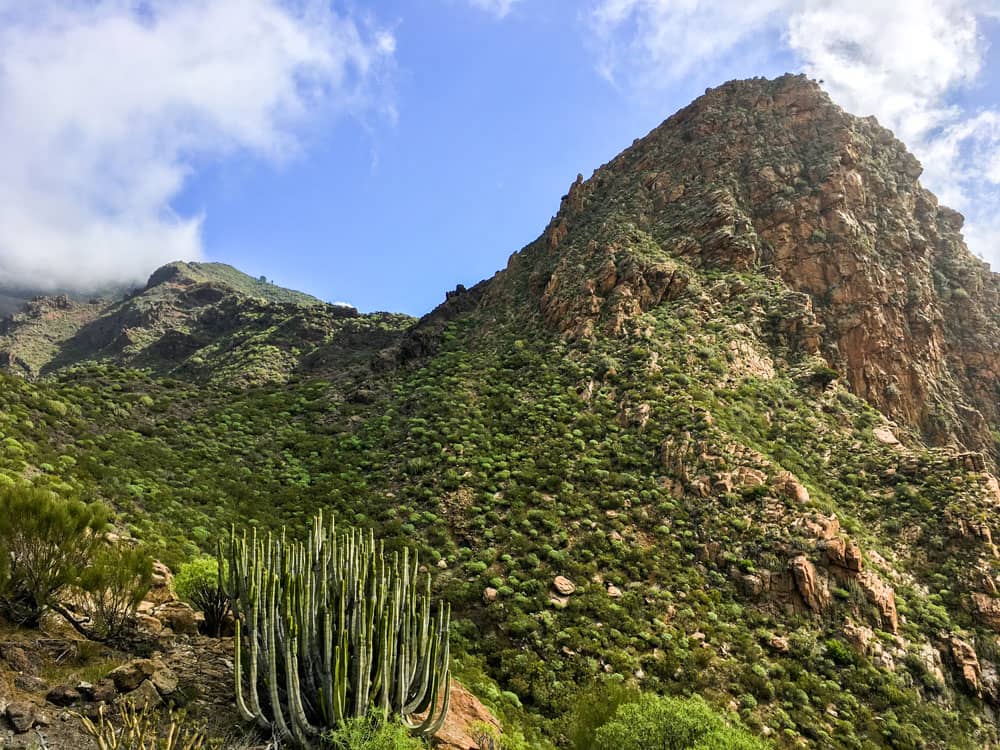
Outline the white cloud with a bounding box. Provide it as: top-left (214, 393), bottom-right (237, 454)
top-left (0, 0), bottom-right (394, 292)
top-left (589, 0), bottom-right (1000, 264)
top-left (466, 0), bottom-right (522, 18)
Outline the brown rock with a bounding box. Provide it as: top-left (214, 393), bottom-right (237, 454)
top-left (843, 619), bottom-right (874, 652)
top-left (606, 584), bottom-right (623, 599)
top-left (431, 680), bottom-right (501, 750)
top-left (804, 515), bottom-right (841, 540)
top-left (146, 560), bottom-right (175, 604)
top-left (90, 680), bottom-right (117, 704)
top-left (108, 658), bottom-right (165, 693)
top-left (14, 675), bottom-right (46, 693)
top-left (734, 467), bottom-right (768, 488)
top-left (136, 613), bottom-right (164, 637)
top-left (845, 542), bottom-right (863, 572)
top-left (774, 471), bottom-right (810, 504)
top-left (873, 427), bottom-right (901, 446)
top-left (126, 680), bottom-right (163, 709)
top-left (153, 601), bottom-right (199, 635)
top-left (767, 636), bottom-right (789, 654)
top-left (6, 701), bottom-right (35, 733)
top-left (951, 636), bottom-right (982, 696)
top-left (150, 668), bottom-right (179, 697)
top-left (789, 555), bottom-right (830, 613)
top-left (859, 571), bottom-right (899, 633)
top-left (45, 685), bottom-right (81, 707)
top-left (971, 592), bottom-right (1000, 631)
top-left (823, 537), bottom-right (863, 573)
top-left (552, 576), bottom-right (576, 596)
top-left (482, 587), bottom-right (498, 604)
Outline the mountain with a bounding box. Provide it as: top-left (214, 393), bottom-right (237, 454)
top-left (3, 75), bottom-right (1000, 748)
top-left (0, 260), bottom-right (413, 384)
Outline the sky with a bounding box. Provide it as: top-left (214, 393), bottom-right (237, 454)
top-left (0, 1), bottom-right (997, 315)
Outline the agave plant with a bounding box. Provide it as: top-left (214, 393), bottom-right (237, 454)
top-left (223, 512), bottom-right (451, 749)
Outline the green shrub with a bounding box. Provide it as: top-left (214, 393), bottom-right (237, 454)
top-left (324, 715), bottom-right (427, 749)
top-left (174, 557), bottom-right (230, 637)
top-left (0, 483), bottom-right (109, 626)
top-left (565, 680), bottom-right (641, 750)
top-left (77, 545), bottom-right (154, 643)
top-left (592, 694), bottom-right (769, 750)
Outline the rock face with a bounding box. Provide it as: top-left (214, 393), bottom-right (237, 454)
top-left (789, 556), bottom-right (829, 613)
top-left (432, 680), bottom-right (501, 750)
top-left (486, 74), bottom-right (1000, 458)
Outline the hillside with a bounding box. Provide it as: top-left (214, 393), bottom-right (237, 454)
top-left (0, 260), bottom-right (412, 385)
top-left (2, 75), bottom-right (1000, 749)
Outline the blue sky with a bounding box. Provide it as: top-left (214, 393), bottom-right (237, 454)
top-left (1, 1), bottom-right (998, 315)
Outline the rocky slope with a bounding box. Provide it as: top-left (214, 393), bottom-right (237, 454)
top-left (486, 73), bottom-right (1000, 458)
top-left (3, 75), bottom-right (1000, 748)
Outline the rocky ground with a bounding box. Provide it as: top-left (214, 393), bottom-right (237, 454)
top-left (0, 562), bottom-right (496, 750)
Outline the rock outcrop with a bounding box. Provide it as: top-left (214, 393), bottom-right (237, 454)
top-left (485, 74), bottom-right (1000, 459)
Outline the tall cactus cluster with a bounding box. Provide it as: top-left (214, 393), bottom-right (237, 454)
top-left (223, 512), bottom-right (451, 748)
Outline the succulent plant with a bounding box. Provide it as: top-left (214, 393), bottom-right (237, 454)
top-left (223, 511), bottom-right (451, 748)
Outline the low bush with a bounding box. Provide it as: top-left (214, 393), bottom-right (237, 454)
top-left (325, 715), bottom-right (427, 749)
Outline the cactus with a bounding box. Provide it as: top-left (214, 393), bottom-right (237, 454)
top-left (222, 512), bottom-right (451, 748)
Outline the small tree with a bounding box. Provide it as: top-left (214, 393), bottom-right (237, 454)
top-left (75, 545), bottom-right (154, 643)
top-left (0, 483), bottom-right (109, 627)
top-left (175, 557), bottom-right (230, 637)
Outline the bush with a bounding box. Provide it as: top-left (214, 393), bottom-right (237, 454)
top-left (174, 557), bottom-right (230, 637)
top-left (325, 715), bottom-right (427, 749)
top-left (77, 545), bottom-right (154, 643)
top-left (565, 680), bottom-right (641, 750)
top-left (0, 483), bottom-right (109, 626)
top-left (592, 694), bottom-right (769, 750)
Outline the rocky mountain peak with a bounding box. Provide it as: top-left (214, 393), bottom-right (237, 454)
top-left (487, 73), bottom-right (999, 457)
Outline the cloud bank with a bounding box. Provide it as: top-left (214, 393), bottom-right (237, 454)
top-left (0, 0), bottom-right (394, 291)
top-left (590, 0), bottom-right (1000, 265)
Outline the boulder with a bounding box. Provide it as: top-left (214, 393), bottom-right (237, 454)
top-left (773, 471), bottom-right (810, 504)
top-left (136, 613), bottom-right (164, 637)
top-left (109, 658), bottom-right (166, 693)
top-left (483, 588), bottom-right (498, 604)
top-left (843, 619), bottom-right (874, 651)
top-left (153, 601), bottom-right (200, 635)
top-left (606, 584), bottom-right (623, 599)
top-left (767, 636), bottom-right (790, 654)
top-left (6, 701), bottom-right (35, 733)
top-left (150, 667), bottom-right (179, 697)
top-left (14, 675), bottom-right (47, 693)
top-left (90, 680), bottom-right (117, 704)
top-left (45, 685), bottom-right (81, 707)
top-left (552, 576), bottom-right (576, 596)
top-left (126, 680), bottom-right (163, 709)
top-left (873, 426), bottom-right (900, 446)
top-left (822, 537), bottom-right (863, 573)
top-left (146, 561), bottom-right (175, 604)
